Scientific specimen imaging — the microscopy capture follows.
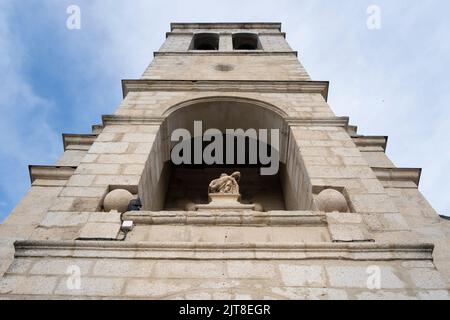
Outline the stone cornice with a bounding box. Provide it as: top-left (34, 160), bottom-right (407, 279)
top-left (123, 211), bottom-right (327, 227)
top-left (102, 114), bottom-right (347, 128)
top-left (373, 167), bottom-right (422, 186)
top-left (122, 79), bottom-right (328, 100)
top-left (154, 51), bottom-right (298, 57)
top-left (14, 240), bottom-right (434, 261)
top-left (28, 165), bottom-right (76, 183)
top-left (352, 136), bottom-right (388, 151)
top-left (286, 117), bottom-right (350, 127)
top-left (62, 133), bottom-right (98, 151)
top-left (171, 22), bottom-right (282, 31)
top-left (102, 115), bottom-right (165, 126)
top-left (166, 32), bottom-right (287, 38)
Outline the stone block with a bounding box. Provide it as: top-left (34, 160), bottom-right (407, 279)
top-left (54, 277), bottom-right (125, 297)
top-left (121, 133), bottom-right (156, 143)
top-left (355, 291), bottom-right (416, 300)
top-left (89, 142), bottom-right (129, 154)
top-left (125, 280), bottom-right (192, 298)
top-left (326, 266), bottom-right (405, 289)
top-left (88, 212), bottom-right (121, 223)
top-left (96, 133), bottom-right (118, 142)
top-left (60, 187), bottom-right (107, 198)
top-left (227, 261), bottom-right (276, 279)
top-left (327, 212), bottom-right (363, 224)
top-left (133, 143), bottom-right (153, 154)
top-left (401, 261), bottom-right (435, 269)
top-left (78, 223), bottom-right (120, 240)
top-left (6, 258), bottom-right (33, 275)
top-left (409, 269), bottom-right (447, 289)
top-left (328, 225), bottom-right (369, 242)
top-left (349, 194), bottom-right (398, 213)
top-left (417, 290), bottom-right (450, 300)
top-left (271, 287), bottom-right (348, 300)
top-left (93, 175), bottom-right (140, 187)
top-left (97, 154), bottom-right (147, 164)
top-left (122, 164), bottom-right (145, 175)
top-left (40, 212), bottom-right (89, 228)
top-left (29, 258), bottom-right (93, 275)
top-left (279, 265), bottom-right (325, 287)
top-left (77, 164), bottom-right (121, 175)
top-left (1, 275), bottom-right (59, 295)
top-left (152, 261), bottom-right (225, 279)
top-left (66, 175), bottom-right (96, 187)
top-left (92, 259), bottom-right (154, 278)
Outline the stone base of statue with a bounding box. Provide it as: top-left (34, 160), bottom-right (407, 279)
top-left (194, 193), bottom-right (257, 212)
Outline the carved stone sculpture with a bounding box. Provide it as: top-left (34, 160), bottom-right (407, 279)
top-left (192, 171), bottom-right (257, 212)
top-left (208, 171), bottom-right (241, 194)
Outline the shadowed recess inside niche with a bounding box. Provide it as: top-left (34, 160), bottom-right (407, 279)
top-left (164, 165), bottom-right (285, 211)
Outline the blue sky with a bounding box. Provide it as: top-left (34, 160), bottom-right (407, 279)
top-left (0, 0), bottom-right (449, 221)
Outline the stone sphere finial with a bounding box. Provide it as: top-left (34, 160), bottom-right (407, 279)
top-left (254, 203), bottom-right (264, 212)
top-left (315, 189), bottom-right (348, 213)
top-left (103, 189), bottom-right (134, 213)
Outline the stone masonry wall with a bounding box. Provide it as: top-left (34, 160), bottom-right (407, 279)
top-left (1, 256), bottom-right (448, 300)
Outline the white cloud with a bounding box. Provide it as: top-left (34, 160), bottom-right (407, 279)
top-left (0, 2), bottom-right (60, 218)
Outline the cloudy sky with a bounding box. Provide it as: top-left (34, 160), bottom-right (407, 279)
top-left (0, 0), bottom-right (449, 221)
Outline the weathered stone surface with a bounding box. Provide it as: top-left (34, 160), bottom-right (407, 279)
top-left (416, 290), bottom-right (450, 300)
top-left (89, 142), bottom-right (129, 154)
top-left (78, 223), bottom-right (120, 240)
top-left (1, 22), bottom-right (449, 300)
top-left (30, 258), bottom-right (93, 275)
top-left (326, 266), bottom-right (405, 289)
top-left (279, 265), bottom-right (325, 287)
top-left (354, 291), bottom-right (416, 300)
top-left (327, 212), bottom-right (363, 224)
top-left (271, 287), bottom-right (348, 300)
top-left (40, 212), bottom-right (89, 228)
top-left (409, 269), bottom-right (447, 289)
top-left (125, 280), bottom-right (192, 298)
top-left (54, 277), bottom-right (125, 297)
top-left (0, 275), bottom-right (59, 295)
top-left (92, 260), bottom-right (153, 278)
top-left (152, 261), bottom-right (225, 279)
top-left (328, 225), bottom-right (369, 242)
top-left (227, 261), bottom-right (276, 279)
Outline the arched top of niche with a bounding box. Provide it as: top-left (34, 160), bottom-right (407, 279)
top-left (161, 95), bottom-right (289, 119)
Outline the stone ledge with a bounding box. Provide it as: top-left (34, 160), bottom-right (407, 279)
top-left (102, 115), bottom-right (348, 128)
top-left (13, 241), bottom-right (434, 261)
top-left (153, 51), bottom-right (299, 57)
top-left (123, 211), bottom-right (327, 226)
top-left (286, 117), bottom-right (349, 127)
top-left (352, 136), bottom-right (388, 151)
top-left (170, 22), bottom-right (283, 31)
top-left (28, 166), bottom-right (76, 184)
top-left (121, 79), bottom-right (329, 100)
top-left (373, 167), bottom-right (422, 187)
top-left (165, 31), bottom-right (287, 38)
top-left (102, 115), bottom-right (165, 126)
top-left (62, 134), bottom-right (98, 151)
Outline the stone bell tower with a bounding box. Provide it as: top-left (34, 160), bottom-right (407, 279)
top-left (1, 23), bottom-right (449, 299)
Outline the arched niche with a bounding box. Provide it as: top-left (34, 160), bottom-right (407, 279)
top-left (138, 97), bottom-right (313, 212)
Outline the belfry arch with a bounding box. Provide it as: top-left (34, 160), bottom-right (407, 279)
top-left (138, 97), bottom-right (314, 212)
